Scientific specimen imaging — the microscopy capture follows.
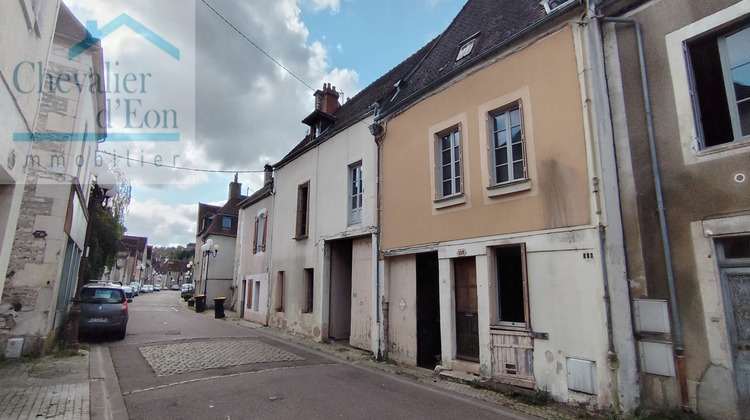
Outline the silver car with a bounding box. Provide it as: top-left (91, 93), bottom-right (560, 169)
top-left (77, 284), bottom-right (131, 340)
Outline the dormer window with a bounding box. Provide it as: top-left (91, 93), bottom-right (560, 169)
top-left (456, 32), bottom-right (480, 62)
top-left (540, 0), bottom-right (575, 14)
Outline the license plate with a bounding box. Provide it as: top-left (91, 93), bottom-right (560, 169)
top-left (88, 318), bottom-right (108, 323)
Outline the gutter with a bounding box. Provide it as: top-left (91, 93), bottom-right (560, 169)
top-left (597, 16), bottom-right (689, 410)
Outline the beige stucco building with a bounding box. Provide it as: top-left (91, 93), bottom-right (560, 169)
top-left (375, 0), bottom-right (638, 410)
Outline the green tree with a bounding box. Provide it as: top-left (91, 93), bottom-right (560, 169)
top-left (83, 202), bottom-right (123, 280)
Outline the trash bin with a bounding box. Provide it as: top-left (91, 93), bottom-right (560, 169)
top-left (214, 297), bottom-right (226, 318)
top-left (194, 294), bottom-right (206, 313)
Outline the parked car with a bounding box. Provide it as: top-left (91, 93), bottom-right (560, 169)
top-left (153, 284), bottom-right (161, 291)
top-left (170, 284), bottom-right (180, 291)
top-left (77, 283), bottom-right (131, 340)
top-left (180, 283), bottom-right (195, 298)
top-left (141, 284), bottom-right (153, 293)
top-left (129, 282), bottom-right (140, 296)
top-left (121, 285), bottom-right (134, 299)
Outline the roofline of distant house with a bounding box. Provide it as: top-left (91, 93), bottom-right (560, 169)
top-left (238, 183), bottom-right (273, 209)
top-left (376, 1), bottom-right (582, 123)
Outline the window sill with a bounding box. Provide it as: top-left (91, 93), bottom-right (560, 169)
top-left (696, 138), bottom-right (750, 157)
top-left (490, 325), bottom-right (529, 332)
top-left (294, 235), bottom-right (308, 241)
top-left (434, 193), bottom-right (466, 209)
top-left (487, 179), bottom-right (531, 198)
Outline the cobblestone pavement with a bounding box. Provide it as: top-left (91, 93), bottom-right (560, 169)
top-left (139, 339), bottom-right (304, 376)
top-left (0, 351), bottom-right (90, 420)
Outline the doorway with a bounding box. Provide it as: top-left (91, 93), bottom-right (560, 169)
top-left (329, 240), bottom-right (353, 341)
top-left (416, 252), bottom-right (441, 369)
top-left (717, 236), bottom-right (750, 415)
top-left (454, 257), bottom-right (479, 361)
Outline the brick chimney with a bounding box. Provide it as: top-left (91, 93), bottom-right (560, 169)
top-left (263, 164), bottom-right (273, 186)
top-left (228, 173), bottom-right (242, 199)
top-left (314, 83), bottom-right (340, 114)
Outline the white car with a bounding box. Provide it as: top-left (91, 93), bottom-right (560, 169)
top-left (153, 284), bottom-right (161, 291)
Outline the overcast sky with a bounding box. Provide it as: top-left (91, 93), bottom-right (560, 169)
top-left (65, 0), bottom-right (465, 247)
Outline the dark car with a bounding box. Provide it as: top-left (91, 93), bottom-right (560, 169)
top-left (77, 284), bottom-right (131, 340)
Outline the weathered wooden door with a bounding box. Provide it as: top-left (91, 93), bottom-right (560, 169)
top-left (722, 266), bottom-right (750, 415)
top-left (454, 257), bottom-right (479, 361)
top-left (717, 237), bottom-right (750, 415)
top-left (490, 331), bottom-right (534, 388)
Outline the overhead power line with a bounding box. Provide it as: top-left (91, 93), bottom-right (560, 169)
top-left (200, 0), bottom-right (316, 92)
top-left (97, 150), bottom-right (266, 173)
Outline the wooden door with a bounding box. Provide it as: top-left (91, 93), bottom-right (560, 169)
top-left (454, 257), bottom-right (478, 361)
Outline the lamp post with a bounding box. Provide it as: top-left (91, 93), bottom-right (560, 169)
top-left (68, 168), bottom-right (118, 349)
top-left (201, 239), bottom-right (219, 296)
top-left (186, 261), bottom-right (193, 285)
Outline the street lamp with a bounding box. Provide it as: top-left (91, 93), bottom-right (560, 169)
top-left (201, 239), bottom-right (219, 295)
top-left (186, 261), bottom-right (193, 285)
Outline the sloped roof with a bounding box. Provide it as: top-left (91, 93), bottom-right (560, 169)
top-left (200, 196), bottom-right (246, 239)
top-left (239, 181), bottom-right (274, 209)
top-left (120, 235), bottom-right (148, 256)
top-left (379, 0), bottom-right (579, 117)
top-left (274, 36), bottom-right (441, 168)
top-left (196, 203), bottom-right (221, 237)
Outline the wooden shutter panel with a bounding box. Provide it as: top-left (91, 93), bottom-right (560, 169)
top-left (253, 216), bottom-right (259, 254)
top-left (261, 214), bottom-right (268, 252)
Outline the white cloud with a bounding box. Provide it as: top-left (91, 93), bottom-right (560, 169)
top-left (307, 0), bottom-right (341, 14)
top-left (64, 0), bottom-right (360, 246)
top-left (126, 199), bottom-right (199, 247)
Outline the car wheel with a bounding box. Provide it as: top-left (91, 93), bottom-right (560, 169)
top-left (116, 329), bottom-right (126, 340)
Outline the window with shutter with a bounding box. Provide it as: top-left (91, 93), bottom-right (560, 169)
top-left (252, 216), bottom-right (259, 254)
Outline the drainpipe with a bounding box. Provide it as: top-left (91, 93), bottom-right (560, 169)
top-left (598, 16), bottom-right (689, 410)
top-left (370, 103), bottom-right (386, 357)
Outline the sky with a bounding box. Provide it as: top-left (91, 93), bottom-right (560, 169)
top-left (64, 0), bottom-right (466, 247)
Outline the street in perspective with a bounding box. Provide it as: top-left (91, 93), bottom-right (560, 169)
top-left (91, 291), bottom-right (546, 419)
top-left (2, 0), bottom-right (749, 419)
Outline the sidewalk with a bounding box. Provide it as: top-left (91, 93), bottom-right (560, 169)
top-left (0, 349), bottom-right (90, 420)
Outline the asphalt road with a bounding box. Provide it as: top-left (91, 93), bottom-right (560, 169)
top-left (87, 290), bottom-right (536, 420)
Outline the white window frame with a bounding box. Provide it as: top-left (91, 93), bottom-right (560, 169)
top-left (490, 103), bottom-right (527, 185)
top-left (253, 211), bottom-right (267, 254)
top-left (437, 128), bottom-right (462, 199)
top-left (428, 113), bottom-right (469, 210)
top-left (477, 86), bottom-right (535, 199)
top-left (348, 163), bottom-right (363, 225)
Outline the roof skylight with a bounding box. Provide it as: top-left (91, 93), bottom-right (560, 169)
top-left (540, 0), bottom-right (576, 14)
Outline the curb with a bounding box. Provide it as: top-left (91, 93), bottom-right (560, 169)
top-left (90, 344), bottom-right (128, 420)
